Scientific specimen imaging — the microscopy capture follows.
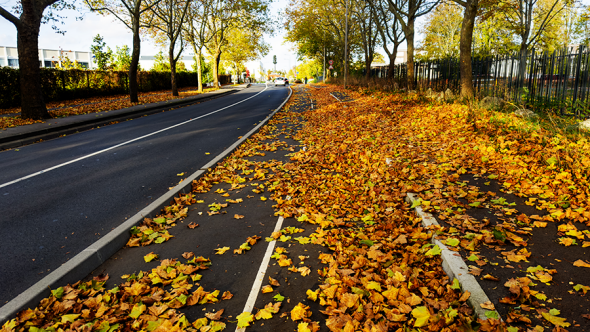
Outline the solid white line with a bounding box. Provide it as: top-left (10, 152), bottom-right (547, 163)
top-left (235, 216), bottom-right (285, 332)
top-left (0, 86), bottom-right (269, 190)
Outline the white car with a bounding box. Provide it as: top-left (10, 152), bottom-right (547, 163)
top-left (274, 77), bottom-right (287, 86)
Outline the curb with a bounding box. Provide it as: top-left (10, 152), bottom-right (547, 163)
top-left (0, 86), bottom-right (293, 324)
top-left (0, 88), bottom-right (241, 151)
top-left (406, 193), bottom-right (500, 321)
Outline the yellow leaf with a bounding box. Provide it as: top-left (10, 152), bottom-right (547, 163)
top-left (236, 312), bottom-right (253, 328)
top-left (573, 259), bottom-right (590, 268)
top-left (144, 252), bottom-right (159, 263)
top-left (297, 322), bottom-right (312, 332)
top-left (261, 285), bottom-right (273, 293)
top-left (411, 306), bottom-right (430, 327)
top-left (291, 303), bottom-right (309, 321)
top-left (260, 196), bottom-right (267, 201)
top-left (541, 312), bottom-right (570, 327)
top-left (215, 247), bottom-right (230, 255)
top-left (306, 289), bottom-right (319, 301)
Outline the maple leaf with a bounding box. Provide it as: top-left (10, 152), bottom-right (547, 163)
top-left (291, 303), bottom-right (310, 321)
top-left (236, 312), bottom-right (254, 328)
top-left (187, 222), bottom-right (199, 229)
top-left (215, 247), bottom-right (230, 255)
top-left (221, 291), bottom-right (234, 300)
top-left (411, 306), bottom-right (430, 327)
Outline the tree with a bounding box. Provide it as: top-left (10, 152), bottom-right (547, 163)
top-left (204, 0), bottom-right (271, 87)
top-left (112, 45), bottom-right (133, 71)
top-left (147, 0), bottom-right (190, 96)
top-left (418, 2), bottom-right (462, 60)
top-left (222, 26), bottom-right (270, 81)
top-left (354, 1), bottom-right (380, 79)
top-left (368, 0), bottom-right (406, 79)
top-left (573, 5), bottom-right (590, 45)
top-left (0, 0), bottom-right (76, 119)
top-left (91, 34), bottom-right (113, 70)
top-left (383, 0), bottom-right (441, 89)
top-left (85, 0), bottom-right (162, 102)
top-left (184, 0), bottom-right (216, 92)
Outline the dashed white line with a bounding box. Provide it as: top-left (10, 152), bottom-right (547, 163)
top-left (235, 216), bottom-right (285, 332)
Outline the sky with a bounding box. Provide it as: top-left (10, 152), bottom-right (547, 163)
top-left (0, 0), bottom-right (298, 72)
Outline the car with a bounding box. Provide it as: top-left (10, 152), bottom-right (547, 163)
top-left (274, 77), bottom-right (287, 86)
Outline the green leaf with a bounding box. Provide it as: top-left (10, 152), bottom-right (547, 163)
top-left (297, 214), bottom-right (309, 222)
top-left (51, 287), bottom-right (64, 299)
top-left (451, 278), bottom-right (461, 290)
top-left (147, 320), bottom-right (163, 332)
top-left (425, 245), bottom-right (442, 256)
top-left (209, 321), bottom-right (226, 332)
top-left (154, 237), bottom-right (166, 244)
top-left (445, 238), bottom-right (460, 247)
top-left (546, 156), bottom-right (558, 165)
top-left (468, 202), bottom-right (481, 207)
top-left (468, 254), bottom-right (478, 261)
top-left (61, 314), bottom-right (80, 323)
top-left (359, 239), bottom-right (374, 246)
top-left (351, 287), bottom-right (370, 297)
top-left (485, 311), bottom-right (499, 319)
top-left (549, 308), bottom-right (560, 316)
top-left (153, 217), bottom-right (166, 224)
top-left (129, 303), bottom-right (146, 319)
top-left (507, 327), bottom-right (519, 332)
top-left (535, 293), bottom-right (547, 301)
top-left (273, 293), bottom-right (285, 301)
top-left (410, 199), bottom-right (422, 209)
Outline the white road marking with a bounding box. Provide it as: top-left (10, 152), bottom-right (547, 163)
top-left (0, 87), bottom-right (269, 189)
top-left (235, 216), bottom-right (284, 332)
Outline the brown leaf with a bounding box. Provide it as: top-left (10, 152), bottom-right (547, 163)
top-left (269, 277), bottom-right (280, 287)
top-left (458, 291), bottom-right (471, 302)
top-left (483, 274), bottom-right (500, 281)
top-left (480, 301), bottom-right (495, 310)
top-left (221, 291), bottom-right (234, 300)
top-left (188, 222), bottom-right (199, 229)
top-left (234, 214), bottom-right (245, 219)
top-left (205, 309), bottom-right (224, 321)
top-left (573, 259), bottom-right (590, 268)
top-left (182, 252), bottom-right (194, 259)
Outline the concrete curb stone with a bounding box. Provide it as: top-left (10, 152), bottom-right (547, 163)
top-left (0, 85), bottom-right (292, 324)
top-left (406, 193), bottom-right (500, 321)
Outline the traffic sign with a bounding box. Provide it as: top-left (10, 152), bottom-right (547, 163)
top-left (328, 60), bottom-right (334, 65)
top-left (329, 65), bottom-right (333, 70)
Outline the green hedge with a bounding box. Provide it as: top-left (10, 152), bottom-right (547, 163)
top-left (0, 67), bottom-right (232, 109)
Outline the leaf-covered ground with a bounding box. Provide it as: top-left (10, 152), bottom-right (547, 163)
top-left (0, 86), bottom-right (218, 129)
top-left (5, 84), bottom-right (590, 332)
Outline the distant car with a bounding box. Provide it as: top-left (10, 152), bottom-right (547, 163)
top-left (274, 77), bottom-right (287, 86)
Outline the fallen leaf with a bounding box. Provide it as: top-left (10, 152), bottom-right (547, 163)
top-left (205, 309), bottom-right (224, 321)
top-left (215, 247), bottom-right (230, 255)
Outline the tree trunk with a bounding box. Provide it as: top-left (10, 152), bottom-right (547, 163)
top-left (169, 46), bottom-right (178, 96)
top-left (406, 19), bottom-right (415, 90)
top-left (196, 49), bottom-right (203, 93)
top-left (387, 44), bottom-right (398, 79)
top-left (17, 17), bottom-right (50, 120)
top-left (129, 12), bottom-right (141, 103)
top-left (458, 0), bottom-right (478, 99)
top-left (212, 49), bottom-right (221, 87)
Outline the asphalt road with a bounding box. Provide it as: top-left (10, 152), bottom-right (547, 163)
top-left (0, 85), bottom-right (290, 305)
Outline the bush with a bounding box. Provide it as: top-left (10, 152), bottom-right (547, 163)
top-left (0, 68), bottom-right (234, 109)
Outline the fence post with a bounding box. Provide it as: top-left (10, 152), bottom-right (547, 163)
top-left (572, 45), bottom-right (583, 113)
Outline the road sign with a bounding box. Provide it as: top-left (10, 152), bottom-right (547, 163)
top-left (329, 65), bottom-right (333, 70)
top-left (328, 60), bottom-right (334, 65)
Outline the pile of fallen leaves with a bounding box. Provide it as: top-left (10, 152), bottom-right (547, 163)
top-left (10, 84), bottom-right (590, 331)
top-left (0, 87), bottom-right (217, 129)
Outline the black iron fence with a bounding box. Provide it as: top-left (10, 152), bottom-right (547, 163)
top-left (375, 46), bottom-right (590, 116)
top-left (0, 67), bottom-right (232, 109)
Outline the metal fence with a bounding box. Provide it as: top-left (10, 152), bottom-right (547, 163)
top-left (375, 45), bottom-right (590, 116)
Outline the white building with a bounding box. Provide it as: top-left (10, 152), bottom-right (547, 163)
top-left (139, 54), bottom-right (196, 71)
top-left (0, 46), bottom-right (94, 69)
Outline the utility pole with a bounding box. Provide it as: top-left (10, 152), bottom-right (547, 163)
top-left (323, 44), bottom-right (326, 83)
top-left (344, 0), bottom-right (349, 89)
top-left (273, 55), bottom-right (277, 72)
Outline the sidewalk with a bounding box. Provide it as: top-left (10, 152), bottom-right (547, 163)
top-left (0, 84), bottom-right (250, 150)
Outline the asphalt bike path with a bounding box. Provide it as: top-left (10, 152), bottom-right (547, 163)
top-left (0, 85), bottom-right (289, 305)
top-left (77, 86), bottom-right (332, 331)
